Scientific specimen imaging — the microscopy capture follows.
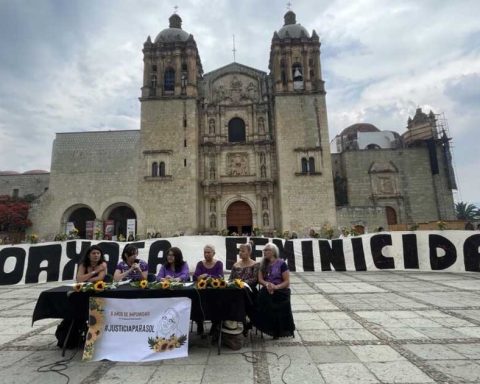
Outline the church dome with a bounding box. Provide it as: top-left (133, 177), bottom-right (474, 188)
top-left (340, 123), bottom-right (380, 137)
top-left (154, 14), bottom-right (190, 43)
top-left (0, 170), bottom-right (20, 175)
top-left (277, 11), bottom-right (310, 39)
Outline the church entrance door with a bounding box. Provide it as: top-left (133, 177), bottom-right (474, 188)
top-left (107, 205), bottom-right (137, 239)
top-left (226, 201), bottom-right (252, 235)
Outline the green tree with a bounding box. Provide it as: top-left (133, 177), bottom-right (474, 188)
top-left (455, 202), bottom-right (479, 221)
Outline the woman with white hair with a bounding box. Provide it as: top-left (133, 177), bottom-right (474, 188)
top-left (193, 244), bottom-right (224, 280)
top-left (193, 244), bottom-right (224, 336)
top-left (254, 242), bottom-right (295, 339)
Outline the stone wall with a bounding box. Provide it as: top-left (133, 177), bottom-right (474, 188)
top-left (275, 94), bottom-right (337, 234)
top-left (29, 130), bottom-right (141, 239)
top-left (0, 173), bottom-right (49, 198)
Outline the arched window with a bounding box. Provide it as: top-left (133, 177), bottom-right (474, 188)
top-left (263, 212), bottom-right (269, 227)
top-left (210, 199), bottom-right (216, 212)
top-left (292, 63), bottom-right (304, 90)
top-left (262, 197), bottom-right (268, 210)
top-left (309, 157), bottom-right (315, 173)
top-left (210, 214), bottom-right (217, 229)
top-left (228, 117), bottom-right (246, 143)
top-left (151, 162), bottom-right (158, 177)
top-left (164, 68), bottom-right (175, 92)
top-left (301, 157), bottom-right (308, 173)
top-left (159, 161), bottom-right (166, 177)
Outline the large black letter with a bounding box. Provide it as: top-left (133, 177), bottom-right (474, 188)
top-left (464, 234), bottom-right (480, 271)
top-left (147, 240), bottom-right (172, 274)
top-left (319, 239), bottom-right (346, 271)
top-left (249, 237), bottom-right (269, 262)
top-left (0, 247), bottom-right (26, 285)
top-left (272, 239), bottom-right (296, 271)
top-left (97, 242), bottom-right (120, 274)
top-left (351, 237), bottom-right (367, 271)
top-left (402, 234), bottom-right (419, 269)
top-left (62, 241), bottom-right (91, 280)
top-left (25, 244), bottom-right (62, 283)
top-left (429, 234), bottom-right (457, 270)
top-left (225, 237), bottom-right (247, 269)
top-left (370, 234), bottom-right (395, 269)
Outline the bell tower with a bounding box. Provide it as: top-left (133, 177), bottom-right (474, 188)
top-left (270, 10), bottom-right (337, 232)
top-left (137, 13), bottom-right (203, 236)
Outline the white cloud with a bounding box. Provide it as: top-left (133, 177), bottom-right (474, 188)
top-left (0, 0), bottom-right (478, 202)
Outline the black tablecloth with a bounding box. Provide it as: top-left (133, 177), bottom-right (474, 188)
top-left (32, 285), bottom-right (249, 324)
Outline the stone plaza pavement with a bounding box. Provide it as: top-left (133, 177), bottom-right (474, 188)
top-left (1, 271), bottom-right (480, 384)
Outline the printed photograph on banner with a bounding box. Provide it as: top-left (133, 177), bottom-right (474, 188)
top-left (83, 297), bottom-right (191, 362)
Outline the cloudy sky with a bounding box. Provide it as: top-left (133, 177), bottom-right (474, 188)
top-left (0, 0), bottom-right (479, 204)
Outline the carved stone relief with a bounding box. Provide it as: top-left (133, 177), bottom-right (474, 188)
top-left (227, 153), bottom-right (249, 176)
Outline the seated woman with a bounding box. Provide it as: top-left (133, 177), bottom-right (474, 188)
top-left (156, 247), bottom-right (190, 282)
top-left (193, 244), bottom-right (224, 280)
top-left (255, 243), bottom-right (295, 339)
top-left (76, 245), bottom-right (107, 283)
top-left (229, 242), bottom-right (259, 335)
top-left (193, 244), bottom-right (224, 336)
top-left (113, 244), bottom-right (148, 281)
top-left (229, 243), bottom-right (259, 286)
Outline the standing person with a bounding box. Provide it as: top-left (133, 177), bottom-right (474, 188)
top-left (156, 247), bottom-right (190, 282)
top-left (76, 245), bottom-right (107, 283)
top-left (113, 244), bottom-right (148, 281)
top-left (193, 244), bottom-right (224, 336)
top-left (255, 243), bottom-right (295, 339)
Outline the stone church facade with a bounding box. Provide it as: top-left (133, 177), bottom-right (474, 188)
top-left (24, 11), bottom-right (455, 239)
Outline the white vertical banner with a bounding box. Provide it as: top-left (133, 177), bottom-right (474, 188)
top-left (83, 297), bottom-right (191, 362)
top-left (126, 219), bottom-right (136, 239)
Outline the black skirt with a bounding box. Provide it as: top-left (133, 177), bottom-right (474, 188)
top-left (254, 287), bottom-right (295, 338)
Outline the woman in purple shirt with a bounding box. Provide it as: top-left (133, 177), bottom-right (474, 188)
top-left (254, 243), bottom-right (295, 339)
top-left (193, 244), bottom-right (224, 280)
top-left (113, 244), bottom-right (148, 282)
top-left (194, 244), bottom-right (224, 336)
top-left (157, 247), bottom-right (190, 282)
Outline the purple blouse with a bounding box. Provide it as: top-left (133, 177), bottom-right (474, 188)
top-left (193, 260), bottom-right (224, 280)
top-left (115, 260), bottom-right (148, 281)
top-left (156, 262), bottom-right (190, 282)
top-left (264, 259), bottom-right (288, 285)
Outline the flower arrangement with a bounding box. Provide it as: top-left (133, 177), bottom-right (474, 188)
top-left (54, 233), bottom-right (67, 241)
top-left (409, 224), bottom-right (419, 231)
top-left (28, 233), bottom-right (39, 244)
top-left (139, 279), bottom-right (148, 289)
top-left (437, 221), bottom-right (447, 230)
top-left (350, 226), bottom-right (359, 237)
top-left (196, 277), bottom-right (244, 289)
top-left (320, 224), bottom-right (334, 239)
top-left (253, 227), bottom-right (261, 236)
top-left (94, 229), bottom-right (102, 240)
top-left (148, 334), bottom-right (187, 352)
top-left (68, 228), bottom-right (79, 239)
top-left (131, 279), bottom-right (184, 290)
top-left (73, 281), bottom-right (111, 293)
top-left (118, 234), bottom-right (126, 242)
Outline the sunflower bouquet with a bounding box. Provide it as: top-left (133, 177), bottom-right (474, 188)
top-left (146, 279), bottom-right (185, 290)
top-left (130, 279), bottom-right (149, 289)
top-left (227, 278), bottom-right (245, 289)
top-left (73, 280), bottom-right (111, 293)
top-left (148, 334), bottom-right (187, 353)
top-left (196, 277), bottom-right (229, 289)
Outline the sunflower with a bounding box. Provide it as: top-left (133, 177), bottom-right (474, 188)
top-left (139, 279), bottom-right (148, 289)
top-left (161, 280), bottom-right (170, 289)
top-left (73, 283), bottom-right (83, 292)
top-left (219, 279), bottom-right (227, 288)
top-left (167, 339), bottom-right (176, 350)
top-left (234, 279), bottom-right (244, 289)
top-left (211, 278), bottom-right (220, 288)
top-left (94, 280), bottom-right (106, 292)
top-left (197, 279), bottom-right (207, 289)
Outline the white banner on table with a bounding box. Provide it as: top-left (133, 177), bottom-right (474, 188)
top-left (83, 297), bottom-right (191, 362)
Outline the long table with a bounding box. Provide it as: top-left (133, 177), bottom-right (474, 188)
top-left (33, 285), bottom-right (250, 355)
